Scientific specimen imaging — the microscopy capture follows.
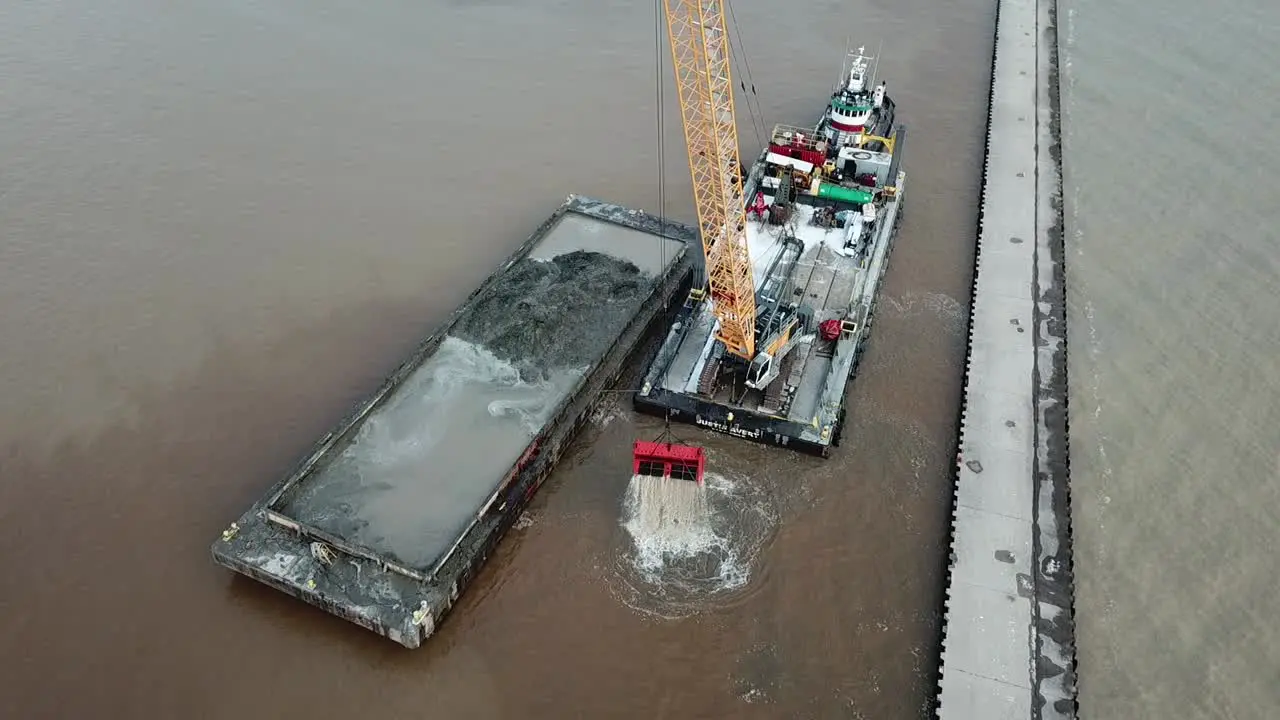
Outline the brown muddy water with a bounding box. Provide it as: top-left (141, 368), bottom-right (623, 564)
top-left (0, 1), bottom-right (994, 717)
top-left (1060, 0), bottom-right (1280, 717)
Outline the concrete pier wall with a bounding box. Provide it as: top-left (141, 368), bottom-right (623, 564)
top-left (936, 0), bottom-right (1077, 717)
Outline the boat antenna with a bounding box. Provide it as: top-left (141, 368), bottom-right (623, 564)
top-left (840, 36), bottom-right (849, 91)
top-left (871, 39), bottom-right (884, 88)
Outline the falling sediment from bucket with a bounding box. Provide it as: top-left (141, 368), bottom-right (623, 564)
top-left (615, 472), bottom-right (778, 619)
top-left (623, 474), bottom-right (717, 571)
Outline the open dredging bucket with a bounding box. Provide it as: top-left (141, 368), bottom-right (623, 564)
top-left (632, 440), bottom-right (706, 485)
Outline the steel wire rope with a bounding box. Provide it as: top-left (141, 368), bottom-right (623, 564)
top-left (725, 0), bottom-right (767, 153)
top-left (653, 0), bottom-right (681, 440)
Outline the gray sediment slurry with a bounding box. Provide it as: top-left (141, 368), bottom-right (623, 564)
top-left (212, 196), bottom-right (695, 648)
top-left (936, 0), bottom-right (1077, 717)
top-left (275, 243), bottom-right (661, 572)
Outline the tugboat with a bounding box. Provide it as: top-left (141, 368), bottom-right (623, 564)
top-left (821, 47), bottom-right (896, 149)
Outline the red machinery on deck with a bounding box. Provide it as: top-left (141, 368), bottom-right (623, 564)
top-left (632, 440), bottom-right (706, 484)
top-left (768, 133), bottom-right (827, 169)
top-left (819, 318), bottom-right (843, 342)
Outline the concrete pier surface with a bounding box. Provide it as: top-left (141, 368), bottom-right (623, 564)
top-left (944, 0), bottom-right (1280, 716)
top-left (937, 0), bottom-right (1076, 717)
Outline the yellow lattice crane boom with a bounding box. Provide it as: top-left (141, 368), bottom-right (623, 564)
top-left (662, 0), bottom-right (758, 362)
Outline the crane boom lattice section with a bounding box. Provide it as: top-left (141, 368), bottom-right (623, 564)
top-left (662, 0), bottom-right (757, 361)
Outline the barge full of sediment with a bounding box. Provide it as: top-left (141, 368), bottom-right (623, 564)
top-left (212, 196), bottom-right (696, 648)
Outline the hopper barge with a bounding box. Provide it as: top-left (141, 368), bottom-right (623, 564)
top-left (212, 196), bottom-right (696, 648)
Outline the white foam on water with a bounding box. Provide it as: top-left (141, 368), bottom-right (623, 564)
top-left (588, 396), bottom-right (622, 429)
top-left (622, 473), bottom-right (721, 574)
top-left (613, 471), bottom-right (778, 619)
top-left (882, 291), bottom-right (966, 332)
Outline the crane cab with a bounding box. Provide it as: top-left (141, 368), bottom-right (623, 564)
top-left (744, 302), bottom-right (812, 391)
top-left (746, 351), bottom-right (777, 390)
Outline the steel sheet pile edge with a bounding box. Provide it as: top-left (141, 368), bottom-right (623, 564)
top-left (935, 0), bottom-right (1078, 717)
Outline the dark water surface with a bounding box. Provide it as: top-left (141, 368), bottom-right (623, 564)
top-left (0, 1), bottom-right (994, 717)
top-left (1060, 0), bottom-right (1280, 717)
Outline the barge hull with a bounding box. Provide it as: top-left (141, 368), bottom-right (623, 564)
top-left (634, 121), bottom-right (906, 456)
top-left (212, 195), bottom-right (696, 648)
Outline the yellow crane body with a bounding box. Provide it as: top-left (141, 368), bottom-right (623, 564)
top-left (661, 0), bottom-right (758, 362)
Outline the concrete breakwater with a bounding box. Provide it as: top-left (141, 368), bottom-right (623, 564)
top-left (935, 0), bottom-right (1078, 717)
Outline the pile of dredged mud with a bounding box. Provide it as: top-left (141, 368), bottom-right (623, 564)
top-left (450, 250), bottom-right (654, 374)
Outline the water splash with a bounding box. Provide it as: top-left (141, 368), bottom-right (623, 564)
top-left (882, 291), bottom-right (966, 332)
top-left (623, 473), bottom-right (718, 572)
top-left (612, 471), bottom-right (778, 619)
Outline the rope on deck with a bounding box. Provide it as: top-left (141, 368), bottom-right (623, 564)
top-left (310, 541), bottom-right (337, 567)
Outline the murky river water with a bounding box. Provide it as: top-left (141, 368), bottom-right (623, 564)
top-left (1060, 0), bottom-right (1280, 717)
top-left (0, 1), bottom-right (993, 717)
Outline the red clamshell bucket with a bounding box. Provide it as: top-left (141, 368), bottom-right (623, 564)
top-left (631, 440), bottom-right (706, 485)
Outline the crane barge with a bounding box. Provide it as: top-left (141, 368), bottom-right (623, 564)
top-left (633, 1), bottom-right (906, 459)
